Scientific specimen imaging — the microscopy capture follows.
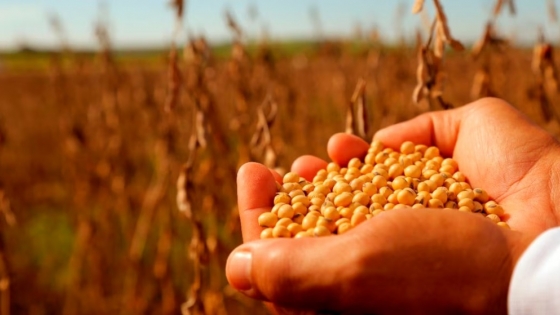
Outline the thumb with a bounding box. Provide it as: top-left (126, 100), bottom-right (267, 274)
top-left (226, 236), bottom-right (359, 311)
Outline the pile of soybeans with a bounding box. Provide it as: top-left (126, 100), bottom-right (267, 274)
top-left (258, 140), bottom-right (509, 239)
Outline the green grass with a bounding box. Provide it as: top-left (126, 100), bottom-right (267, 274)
top-left (6, 209), bottom-right (75, 292)
top-left (0, 39), bottom-right (377, 71)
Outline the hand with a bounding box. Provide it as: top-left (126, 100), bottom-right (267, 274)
top-left (373, 97), bottom-right (560, 237)
top-left (226, 98), bottom-right (560, 314)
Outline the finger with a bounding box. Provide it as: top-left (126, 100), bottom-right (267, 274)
top-left (327, 133), bottom-right (370, 166)
top-left (226, 234), bottom-right (365, 312)
top-left (291, 155), bottom-right (328, 181)
top-left (373, 106), bottom-right (465, 157)
top-left (237, 162), bottom-right (278, 242)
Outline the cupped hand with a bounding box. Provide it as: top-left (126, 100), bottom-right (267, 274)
top-left (227, 98), bottom-right (560, 314)
top-left (372, 97), bottom-right (560, 237)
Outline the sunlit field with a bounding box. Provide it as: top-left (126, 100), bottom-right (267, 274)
top-left (1, 1), bottom-right (560, 314)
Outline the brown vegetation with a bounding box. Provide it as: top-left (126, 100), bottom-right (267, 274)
top-left (1, 1), bottom-right (560, 314)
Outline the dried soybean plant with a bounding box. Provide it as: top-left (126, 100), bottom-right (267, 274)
top-left (174, 8), bottom-right (234, 314)
top-left (0, 191), bottom-right (14, 315)
top-left (470, 23), bottom-right (508, 99)
top-left (548, 0), bottom-right (558, 24)
top-left (225, 10), bottom-right (276, 156)
top-left (94, 15), bottom-right (115, 74)
top-left (469, 0), bottom-right (514, 100)
top-left (60, 91), bottom-right (94, 315)
top-left (411, 0), bottom-right (465, 111)
top-left (56, 48), bottom-right (112, 315)
top-left (176, 45), bottom-right (209, 314)
top-left (0, 118), bottom-right (12, 315)
top-left (125, 132), bottom-right (176, 314)
top-left (177, 50), bottom-right (231, 314)
top-left (165, 45), bottom-right (182, 113)
top-left (531, 30), bottom-right (560, 123)
top-left (411, 0), bottom-right (425, 14)
top-left (250, 94), bottom-right (279, 170)
top-left (345, 78), bottom-right (370, 141)
top-left (62, 7), bottom-right (131, 313)
top-left (225, 10), bottom-right (253, 133)
top-left (309, 5), bottom-right (324, 42)
top-left (165, 0), bottom-right (186, 113)
top-left (48, 14), bottom-right (73, 62)
top-left (226, 10), bottom-right (270, 163)
top-left (126, 1), bottom-right (188, 314)
top-left (176, 121), bottom-right (209, 315)
top-left (492, 0), bottom-right (516, 17)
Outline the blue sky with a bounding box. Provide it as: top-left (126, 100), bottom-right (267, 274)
top-left (0, 0), bottom-right (558, 50)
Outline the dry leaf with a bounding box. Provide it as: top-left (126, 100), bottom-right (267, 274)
top-left (347, 79), bottom-right (368, 139)
top-left (493, 0), bottom-right (505, 16)
top-left (493, 0), bottom-right (516, 17)
top-left (412, 0), bottom-right (425, 14)
top-left (433, 0), bottom-right (464, 52)
top-left (416, 56), bottom-right (426, 83)
top-left (433, 0), bottom-right (450, 40)
top-left (195, 110), bottom-right (207, 148)
top-left (345, 106), bottom-right (354, 134)
top-left (414, 41), bottom-right (427, 104)
top-left (263, 146), bottom-right (277, 168)
top-left (413, 84), bottom-right (425, 104)
top-left (471, 24), bottom-right (492, 59)
top-left (434, 23), bottom-right (445, 58)
top-left (449, 39), bottom-right (465, 51)
top-left (549, 0), bottom-right (558, 23)
top-left (508, 0), bottom-right (516, 15)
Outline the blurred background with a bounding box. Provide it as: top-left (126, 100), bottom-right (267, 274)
top-left (1, 0), bottom-right (560, 314)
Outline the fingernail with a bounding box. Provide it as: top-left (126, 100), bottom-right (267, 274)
top-left (227, 250), bottom-right (252, 291)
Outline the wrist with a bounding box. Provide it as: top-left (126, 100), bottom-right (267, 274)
top-left (461, 229), bottom-right (533, 315)
top-left (491, 230), bottom-right (535, 315)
